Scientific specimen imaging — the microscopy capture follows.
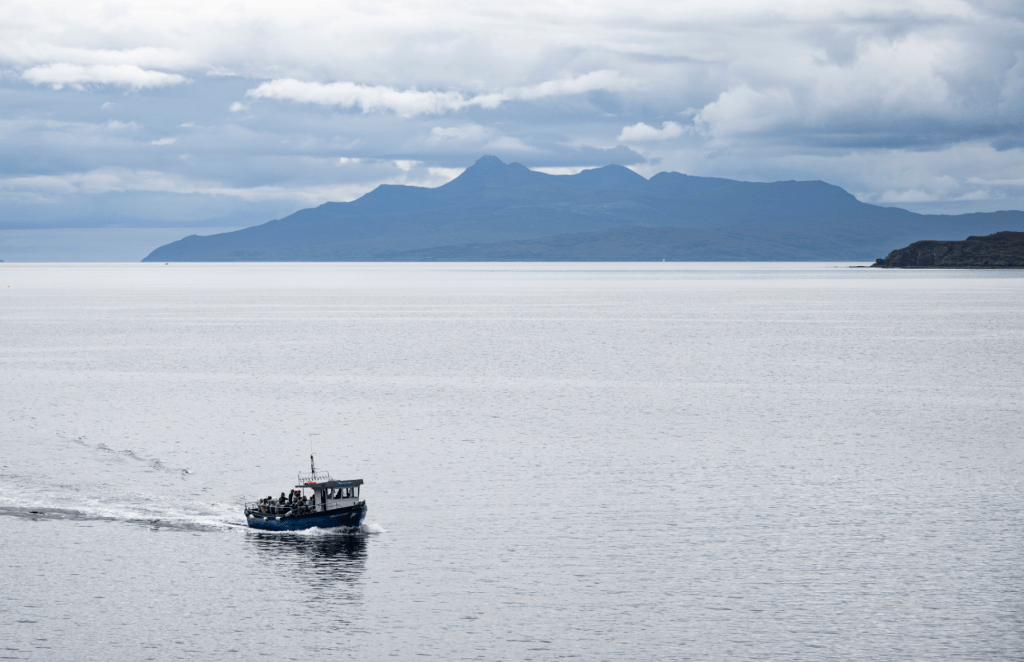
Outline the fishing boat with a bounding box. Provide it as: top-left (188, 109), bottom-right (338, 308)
top-left (244, 455), bottom-right (367, 531)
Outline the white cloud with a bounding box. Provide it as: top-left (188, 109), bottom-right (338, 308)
top-left (426, 124), bottom-right (535, 151)
top-left (151, 138), bottom-right (176, 145)
top-left (0, 168), bottom-right (373, 204)
top-left (531, 166), bottom-right (596, 175)
top-left (618, 121), bottom-right (684, 142)
top-left (967, 176), bottom-right (1024, 186)
top-left (427, 167), bottom-right (464, 182)
top-left (245, 80), bottom-right (467, 117)
top-left (2, 0), bottom-right (1024, 221)
top-left (955, 190), bottom-right (990, 201)
top-left (22, 63), bottom-right (188, 90)
top-left (205, 67), bottom-right (237, 77)
top-left (427, 124), bottom-right (493, 145)
top-left (0, 165), bottom-right (474, 206)
top-left (484, 136), bottom-right (534, 151)
top-left (393, 159), bottom-right (419, 171)
top-left (877, 189), bottom-right (938, 203)
top-left (243, 70), bottom-right (632, 117)
top-left (693, 87), bottom-right (798, 138)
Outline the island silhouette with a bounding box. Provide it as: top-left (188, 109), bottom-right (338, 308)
top-left (143, 155), bottom-right (1024, 262)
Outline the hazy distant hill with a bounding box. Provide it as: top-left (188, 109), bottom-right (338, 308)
top-left (143, 155), bottom-right (1024, 262)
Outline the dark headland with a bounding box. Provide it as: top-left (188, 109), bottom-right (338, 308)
top-left (143, 155), bottom-right (1024, 262)
top-left (872, 231), bottom-right (1024, 268)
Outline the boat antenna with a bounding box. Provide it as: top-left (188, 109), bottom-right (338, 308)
top-left (308, 433), bottom-right (319, 475)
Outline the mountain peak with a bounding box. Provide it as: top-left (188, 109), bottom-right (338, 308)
top-left (441, 154), bottom-right (535, 190)
top-left (473, 155), bottom-right (504, 169)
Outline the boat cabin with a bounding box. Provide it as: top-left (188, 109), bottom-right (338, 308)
top-left (297, 477), bottom-right (363, 513)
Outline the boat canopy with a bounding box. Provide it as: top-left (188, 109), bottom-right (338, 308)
top-left (295, 478), bottom-right (364, 489)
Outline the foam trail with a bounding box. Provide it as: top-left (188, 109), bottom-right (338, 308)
top-left (0, 480), bottom-right (246, 532)
top-left (64, 435), bottom-right (192, 477)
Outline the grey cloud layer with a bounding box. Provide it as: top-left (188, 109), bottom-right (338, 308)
top-left (1, 0), bottom-right (1022, 232)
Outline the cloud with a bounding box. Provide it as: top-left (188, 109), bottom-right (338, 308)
top-left (427, 166), bottom-right (463, 181)
top-left (0, 165), bottom-right (470, 207)
top-left (3, 0), bottom-right (1024, 233)
top-left (618, 121), bottom-right (684, 142)
top-left (427, 124), bottom-right (493, 145)
top-left (22, 63), bottom-right (188, 90)
top-left (530, 166), bottom-right (596, 175)
top-left (151, 138), bottom-right (177, 145)
top-left (0, 168), bottom-right (371, 205)
top-left (105, 120), bottom-right (138, 130)
top-left (427, 124), bottom-right (534, 151)
top-left (693, 87), bottom-right (799, 138)
top-left (246, 79), bottom-right (468, 116)
top-left (876, 189), bottom-right (939, 203)
top-left (243, 70), bottom-right (632, 117)
top-left (966, 176), bottom-right (1024, 186)
top-left (484, 136), bottom-right (534, 152)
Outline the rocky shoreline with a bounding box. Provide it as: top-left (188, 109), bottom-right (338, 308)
top-left (872, 231), bottom-right (1024, 268)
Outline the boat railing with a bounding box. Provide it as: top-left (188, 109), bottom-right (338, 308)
top-left (297, 470), bottom-right (332, 484)
top-left (245, 502), bottom-right (317, 516)
top-left (245, 500), bottom-right (361, 516)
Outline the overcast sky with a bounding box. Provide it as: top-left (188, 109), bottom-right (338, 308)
top-left (2, 0), bottom-right (1023, 238)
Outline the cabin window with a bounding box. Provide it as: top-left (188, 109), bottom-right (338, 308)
top-left (353, 486), bottom-right (359, 498)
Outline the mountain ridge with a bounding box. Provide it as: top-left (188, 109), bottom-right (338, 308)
top-left (143, 155), bottom-right (1022, 262)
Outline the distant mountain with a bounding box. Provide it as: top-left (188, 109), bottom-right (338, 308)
top-left (872, 231), bottom-right (1024, 268)
top-left (143, 155), bottom-right (1024, 262)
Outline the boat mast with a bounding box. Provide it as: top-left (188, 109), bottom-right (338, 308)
top-left (309, 433), bottom-right (318, 476)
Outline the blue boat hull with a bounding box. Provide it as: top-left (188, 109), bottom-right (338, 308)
top-left (245, 503), bottom-right (367, 531)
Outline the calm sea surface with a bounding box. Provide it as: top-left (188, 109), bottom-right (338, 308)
top-left (1, 263), bottom-right (1022, 661)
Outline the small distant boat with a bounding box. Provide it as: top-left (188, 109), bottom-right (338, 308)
top-left (244, 455), bottom-right (367, 531)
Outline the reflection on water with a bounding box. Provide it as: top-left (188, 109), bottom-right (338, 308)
top-left (249, 532), bottom-right (367, 603)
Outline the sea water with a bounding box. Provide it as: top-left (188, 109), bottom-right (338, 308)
top-left (1, 263), bottom-right (1022, 661)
